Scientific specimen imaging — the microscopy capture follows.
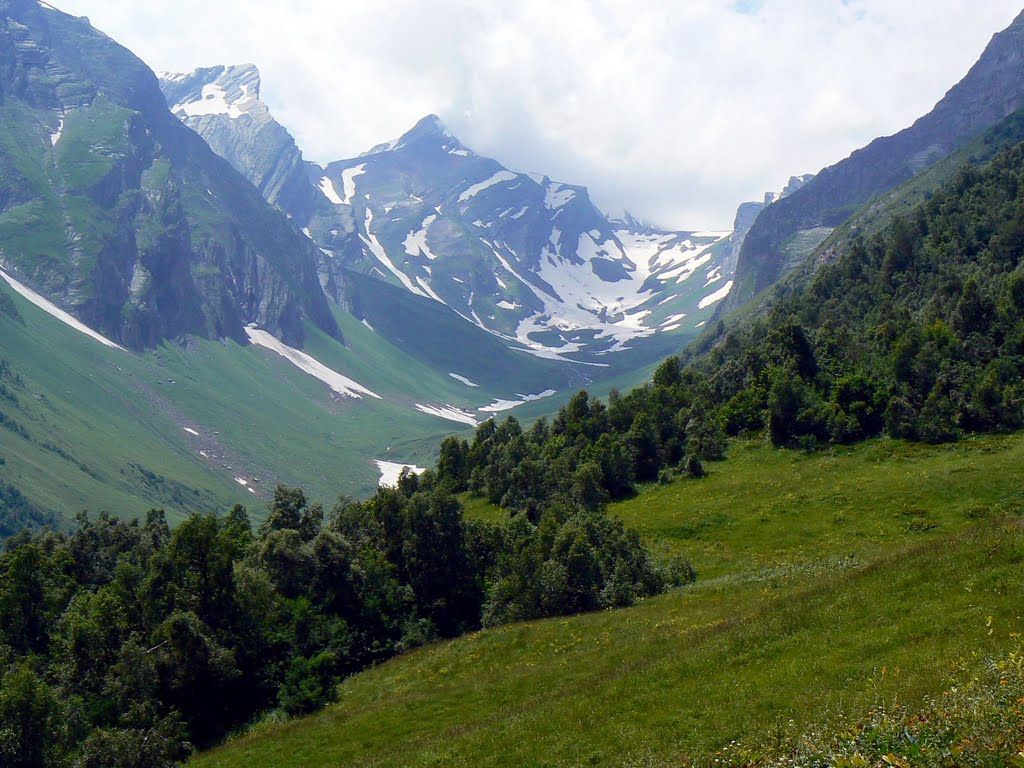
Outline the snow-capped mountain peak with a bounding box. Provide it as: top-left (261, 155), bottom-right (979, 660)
top-left (304, 115), bottom-right (735, 360)
top-left (361, 114), bottom-right (474, 159)
top-left (160, 64), bottom-right (263, 121)
top-left (158, 65), bottom-right (315, 212)
top-left (156, 75), bottom-right (740, 362)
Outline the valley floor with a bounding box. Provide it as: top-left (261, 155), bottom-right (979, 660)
top-left (191, 433), bottom-right (1024, 767)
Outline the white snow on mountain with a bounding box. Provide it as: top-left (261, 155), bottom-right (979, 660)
top-left (341, 164), bottom-right (367, 205)
top-left (403, 214), bottom-right (439, 259)
top-left (318, 176), bottom-right (344, 205)
top-left (0, 268), bottom-right (125, 350)
top-left (414, 403), bottom-right (479, 426)
top-left (458, 170), bottom-right (518, 203)
top-left (172, 83), bottom-right (253, 119)
top-left (698, 280), bottom-right (735, 309)
top-left (448, 372), bottom-right (479, 387)
top-left (478, 389), bottom-right (558, 413)
top-left (543, 183), bottom-right (575, 210)
top-left (482, 228), bottom-right (728, 358)
top-left (361, 208), bottom-right (436, 300)
top-left (245, 326), bottom-right (381, 399)
top-left (375, 460), bottom-right (426, 488)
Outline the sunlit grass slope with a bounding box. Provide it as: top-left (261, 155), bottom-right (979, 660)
top-left (193, 433), bottom-right (1024, 768)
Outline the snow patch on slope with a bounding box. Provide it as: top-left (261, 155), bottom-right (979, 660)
top-left (341, 164), bottom-right (367, 205)
top-left (318, 176), bottom-right (344, 205)
top-left (415, 403), bottom-right (479, 426)
top-left (449, 373), bottom-right (479, 387)
top-left (479, 389), bottom-right (557, 413)
top-left (544, 183), bottom-right (575, 209)
top-left (375, 460), bottom-right (426, 488)
top-left (361, 208), bottom-right (434, 300)
top-left (245, 326), bottom-right (381, 399)
top-left (458, 171), bottom-right (518, 203)
top-left (403, 214), bottom-right (439, 260)
top-left (173, 83), bottom-right (254, 119)
top-left (0, 268), bottom-right (125, 350)
top-left (698, 280), bottom-right (734, 310)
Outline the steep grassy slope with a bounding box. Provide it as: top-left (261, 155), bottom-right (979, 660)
top-left (0, 259), bottom-right (672, 530)
top-left (0, 281), bottom-right (500, 524)
top-left (192, 433), bottom-right (1024, 767)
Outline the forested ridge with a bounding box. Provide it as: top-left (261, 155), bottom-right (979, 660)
top-left (420, 141), bottom-right (1024, 518)
top-left (698, 140), bottom-right (1024, 446)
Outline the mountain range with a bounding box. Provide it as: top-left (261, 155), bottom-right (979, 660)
top-left (0, 0), bottom-right (778, 525)
top-left (3, 0), bottom-right (1022, 532)
top-left (159, 65), bottom-right (764, 362)
top-left (5, 3), bottom-right (1024, 766)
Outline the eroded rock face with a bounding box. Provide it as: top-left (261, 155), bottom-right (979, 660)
top-left (0, 2), bottom-right (340, 349)
top-left (725, 10), bottom-right (1024, 314)
top-left (160, 65), bottom-right (317, 216)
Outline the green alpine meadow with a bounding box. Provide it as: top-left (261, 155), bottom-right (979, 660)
top-left (2, 1), bottom-right (1024, 766)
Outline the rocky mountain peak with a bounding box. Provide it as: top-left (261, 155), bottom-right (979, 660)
top-left (160, 64), bottom-right (263, 121)
top-left (361, 113), bottom-right (473, 158)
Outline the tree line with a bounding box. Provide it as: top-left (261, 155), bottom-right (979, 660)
top-left (0, 474), bottom-right (683, 766)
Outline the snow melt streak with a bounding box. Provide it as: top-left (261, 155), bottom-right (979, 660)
top-left (245, 327), bottom-right (381, 399)
top-left (448, 373), bottom-right (479, 388)
top-left (0, 268), bottom-right (124, 350)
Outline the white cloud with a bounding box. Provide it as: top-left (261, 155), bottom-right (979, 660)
top-left (57, 0), bottom-right (1023, 228)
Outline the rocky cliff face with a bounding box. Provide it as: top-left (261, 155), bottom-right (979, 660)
top-left (724, 9), bottom-right (1024, 314)
top-left (159, 65), bottom-right (317, 216)
top-left (718, 175), bottom-right (814, 277)
top-left (0, 1), bottom-right (339, 348)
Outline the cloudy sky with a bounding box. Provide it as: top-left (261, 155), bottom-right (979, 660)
top-left (55, 0), bottom-right (1023, 229)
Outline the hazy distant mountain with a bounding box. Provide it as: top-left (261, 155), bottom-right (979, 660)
top-left (160, 72), bottom-right (740, 362)
top-left (724, 9), bottom-right (1024, 314)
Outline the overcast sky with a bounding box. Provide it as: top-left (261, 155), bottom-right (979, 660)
top-left (54, 0), bottom-right (1024, 229)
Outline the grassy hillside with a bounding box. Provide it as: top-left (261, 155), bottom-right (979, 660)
top-left (0, 258), bottom-right (685, 529)
top-left (0, 283), bottom-right (494, 524)
top-left (192, 433), bottom-right (1024, 767)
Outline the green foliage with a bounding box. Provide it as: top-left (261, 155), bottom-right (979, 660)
top-left (190, 486), bottom-right (1024, 768)
top-left (0, 473), bottom-right (667, 764)
top-left (278, 652), bottom-right (338, 716)
top-left (438, 358), bottom-right (728, 522)
top-left (0, 481), bottom-right (56, 538)
top-left (700, 141), bottom-right (1024, 448)
top-left (717, 642), bottom-right (1024, 767)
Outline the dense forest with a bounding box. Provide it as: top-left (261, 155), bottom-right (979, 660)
top-left (0, 477), bottom-right (680, 766)
top-left (697, 141), bottom-right (1024, 447)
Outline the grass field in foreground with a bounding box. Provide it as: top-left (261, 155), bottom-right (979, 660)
top-left (193, 433), bottom-right (1024, 768)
